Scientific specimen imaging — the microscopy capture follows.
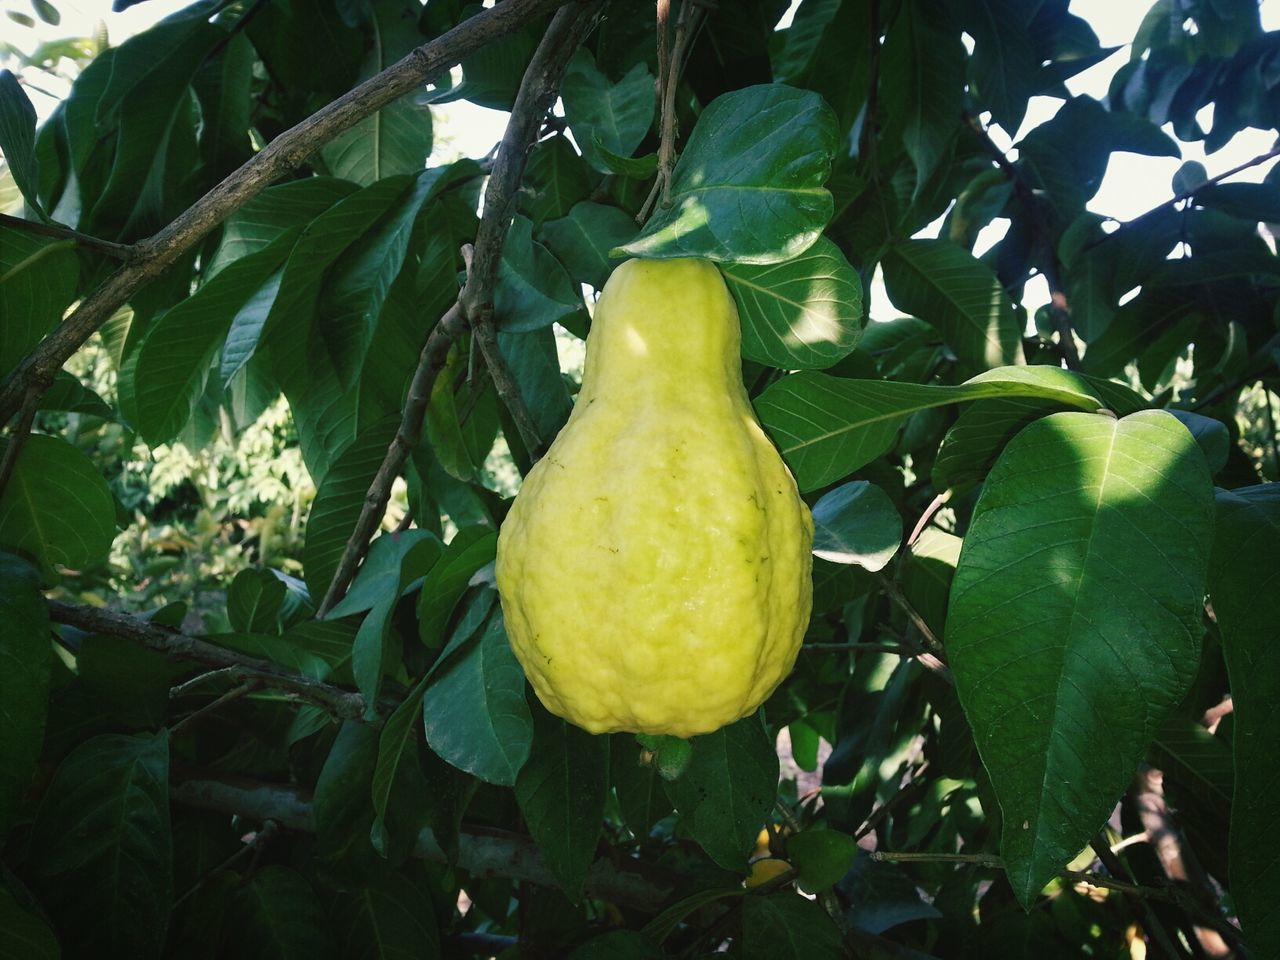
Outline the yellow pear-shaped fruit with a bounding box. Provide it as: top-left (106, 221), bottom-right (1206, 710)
top-left (495, 257), bottom-right (814, 737)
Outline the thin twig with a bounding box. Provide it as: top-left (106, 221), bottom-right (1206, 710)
top-left (317, 304), bottom-right (466, 615)
top-left (0, 393), bottom-right (39, 494)
top-left (875, 573), bottom-right (946, 662)
top-left (0, 0), bottom-right (572, 427)
top-left (801, 642), bottom-right (916, 655)
top-left (855, 763), bottom-right (931, 841)
top-left (48, 600), bottom-right (370, 719)
top-left (172, 820), bottom-right (280, 909)
top-left (907, 492), bottom-right (948, 547)
top-left (170, 774), bottom-right (678, 910)
top-left (871, 850), bottom-right (1003, 868)
top-left (637, 0), bottom-right (702, 221)
top-left (0, 213), bottom-right (136, 260)
top-left (169, 680), bottom-right (259, 739)
top-left (461, 1), bottom-right (603, 459)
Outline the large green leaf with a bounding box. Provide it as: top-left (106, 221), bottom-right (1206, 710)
top-left (30, 731), bottom-right (172, 958)
top-left (560, 51), bottom-right (654, 173)
top-left (947, 410), bottom-right (1214, 906)
top-left (665, 713), bottom-right (778, 870)
top-left (754, 365), bottom-right (1122, 492)
top-left (0, 553), bottom-right (49, 842)
top-left (331, 874), bottom-right (441, 960)
top-left (228, 866), bottom-right (339, 960)
top-left (957, 0), bottom-right (1043, 133)
top-left (494, 214), bottom-right (587, 332)
top-left (741, 892), bottom-right (843, 959)
top-left (0, 882), bottom-right (58, 960)
top-left (881, 239), bottom-right (1022, 370)
top-left (370, 676), bottom-right (431, 863)
top-left (1208, 484), bottom-right (1280, 958)
top-left (313, 720), bottom-right (381, 869)
top-left (416, 526), bottom-right (497, 648)
top-left (879, 0), bottom-right (965, 194)
top-left (303, 415), bottom-right (399, 601)
top-left (0, 228), bottom-right (78, 378)
top-left (541, 201), bottom-right (638, 290)
top-left (0, 70), bottom-right (44, 218)
top-left (422, 608), bottom-right (532, 786)
top-left (514, 705), bottom-right (609, 900)
top-left (227, 568), bottom-right (288, 634)
top-left (0, 434), bottom-right (115, 571)
top-left (134, 229), bottom-right (299, 445)
top-left (721, 236), bottom-right (863, 370)
top-left (320, 1), bottom-right (433, 185)
top-left (618, 84), bottom-right (837, 264)
top-left (932, 397), bottom-right (1061, 495)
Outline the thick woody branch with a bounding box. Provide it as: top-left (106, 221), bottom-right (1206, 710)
top-left (48, 600), bottom-right (369, 720)
top-left (0, 0), bottom-right (571, 426)
top-left (462, 0), bottom-right (605, 457)
top-left (318, 2), bottom-right (602, 613)
top-left (170, 775), bottom-right (677, 911)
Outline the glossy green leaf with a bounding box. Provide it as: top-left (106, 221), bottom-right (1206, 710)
top-left (741, 892), bottom-right (843, 959)
top-left (721, 236), bottom-right (863, 370)
top-left (789, 828), bottom-right (858, 894)
top-left (422, 608), bottom-right (532, 786)
top-left (0, 434), bottom-right (115, 571)
top-left (0, 883), bottom-right (58, 960)
top-left (755, 365), bottom-right (1116, 492)
top-left (229, 866), bottom-right (339, 960)
top-left (1169, 409), bottom-right (1229, 474)
top-left (618, 84), bottom-right (837, 263)
top-left (332, 874), bottom-right (441, 960)
top-left (561, 51), bottom-right (654, 173)
top-left (313, 720), bottom-right (380, 868)
top-left (320, 1), bottom-right (432, 184)
top-left (665, 713), bottom-right (778, 870)
top-left (947, 410), bottom-right (1214, 906)
top-left (134, 229), bottom-right (298, 445)
top-left (520, 134), bottom-right (592, 226)
top-left (303, 415), bottom-right (399, 601)
top-left (515, 705), bottom-right (609, 900)
top-left (416, 526), bottom-right (497, 648)
top-left (958, 0), bottom-right (1042, 133)
top-left (541, 201), bottom-right (638, 290)
top-left (1208, 484), bottom-right (1280, 958)
top-left (0, 70), bottom-right (45, 218)
top-left (810, 481), bottom-right (901, 571)
top-left (881, 239), bottom-right (1022, 370)
top-left (837, 852), bottom-right (944, 935)
top-left (30, 731), bottom-right (171, 958)
top-left (0, 553), bottom-right (49, 842)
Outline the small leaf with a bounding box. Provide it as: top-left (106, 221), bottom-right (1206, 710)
top-left (0, 71), bottom-right (45, 218)
top-left (227, 568), bottom-right (288, 633)
top-left (0, 553), bottom-right (49, 842)
top-left (561, 52), bottom-right (654, 173)
top-left (541, 201), bottom-right (638, 290)
top-left (494, 214), bottom-right (586, 332)
top-left (665, 713), bottom-right (778, 870)
top-left (0, 434), bottom-right (116, 572)
top-left (313, 721), bottom-right (379, 869)
top-left (619, 84), bottom-right (837, 264)
top-left (881, 239), bottom-right (1022, 370)
top-left (788, 828), bottom-right (858, 894)
top-left (1168, 409), bottom-right (1229, 474)
top-left (741, 893), bottom-right (843, 959)
top-left (515, 704), bottom-right (609, 900)
top-left (30, 731), bottom-right (172, 959)
top-left (837, 851), bottom-right (944, 934)
top-left (370, 676), bottom-right (431, 863)
top-left (721, 236), bottom-right (863, 370)
top-left (423, 608), bottom-right (532, 786)
top-left (810, 481), bottom-right (901, 571)
top-left (1208, 484), bottom-right (1280, 957)
top-left (947, 410), bottom-right (1214, 906)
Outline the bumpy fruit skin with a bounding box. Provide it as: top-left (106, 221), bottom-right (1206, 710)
top-left (495, 257), bottom-right (814, 737)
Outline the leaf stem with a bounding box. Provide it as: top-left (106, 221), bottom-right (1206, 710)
top-left (0, 214), bottom-right (136, 261)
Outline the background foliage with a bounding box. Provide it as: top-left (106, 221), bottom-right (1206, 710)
top-left (1, 0), bottom-right (1278, 957)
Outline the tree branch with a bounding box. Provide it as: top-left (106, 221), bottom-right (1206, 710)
top-left (317, 3), bottom-right (601, 613)
top-left (0, 0), bottom-right (572, 427)
top-left (170, 774), bottom-right (678, 911)
top-left (637, 0), bottom-right (703, 222)
top-left (0, 213), bottom-right (137, 260)
top-left (48, 600), bottom-right (370, 720)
